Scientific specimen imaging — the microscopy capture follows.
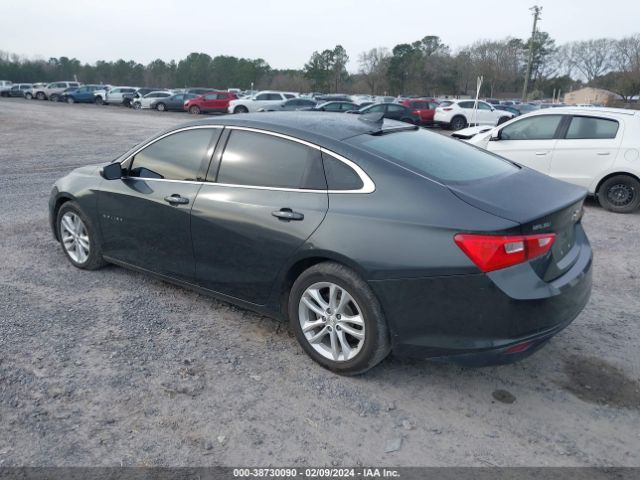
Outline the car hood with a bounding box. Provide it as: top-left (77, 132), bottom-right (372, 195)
top-left (451, 125), bottom-right (494, 140)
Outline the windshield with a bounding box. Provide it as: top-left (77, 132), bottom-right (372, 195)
top-left (348, 129), bottom-right (518, 184)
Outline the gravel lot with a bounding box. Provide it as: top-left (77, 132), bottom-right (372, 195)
top-left (0, 98), bottom-right (639, 467)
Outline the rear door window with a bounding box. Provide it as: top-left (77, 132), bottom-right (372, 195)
top-left (348, 129), bottom-right (517, 183)
top-left (566, 116), bottom-right (619, 139)
top-left (216, 130), bottom-right (325, 189)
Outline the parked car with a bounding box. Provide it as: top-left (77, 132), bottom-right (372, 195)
top-left (100, 86), bottom-right (138, 106)
top-left (307, 101), bottom-right (360, 112)
top-left (467, 107), bottom-right (640, 213)
top-left (434, 99), bottom-right (515, 130)
top-left (400, 98), bottom-right (439, 125)
top-left (4, 83), bottom-right (32, 97)
top-left (33, 81), bottom-right (81, 101)
top-left (228, 91), bottom-right (296, 114)
top-left (132, 91), bottom-right (172, 110)
top-left (149, 93), bottom-right (197, 112)
top-left (349, 103), bottom-right (420, 124)
top-left (60, 85), bottom-right (105, 104)
top-left (515, 103), bottom-right (540, 115)
top-left (184, 91), bottom-right (237, 114)
top-left (0, 80), bottom-right (12, 96)
top-left (314, 94), bottom-right (353, 103)
top-left (373, 96), bottom-right (396, 103)
top-left (23, 82), bottom-right (47, 100)
top-left (258, 98), bottom-right (317, 112)
top-left (49, 112), bottom-right (592, 374)
top-left (493, 104), bottom-right (521, 117)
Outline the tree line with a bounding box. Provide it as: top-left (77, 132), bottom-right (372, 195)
top-left (1, 32), bottom-right (638, 100)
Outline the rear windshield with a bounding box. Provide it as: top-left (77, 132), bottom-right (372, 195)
top-left (348, 129), bottom-right (518, 183)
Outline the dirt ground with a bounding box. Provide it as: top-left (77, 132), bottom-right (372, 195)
top-left (0, 98), bottom-right (639, 467)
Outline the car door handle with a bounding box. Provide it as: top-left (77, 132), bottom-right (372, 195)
top-left (164, 194), bottom-right (190, 205)
top-left (272, 208), bottom-right (304, 221)
top-left (534, 151), bottom-right (548, 156)
top-left (597, 152), bottom-right (611, 156)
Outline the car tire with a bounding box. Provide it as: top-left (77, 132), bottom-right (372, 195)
top-left (56, 201), bottom-right (107, 270)
top-left (49, 94), bottom-right (59, 102)
top-left (234, 105), bottom-right (249, 114)
top-left (66, 96), bottom-right (75, 104)
top-left (497, 116), bottom-right (510, 125)
top-left (597, 175), bottom-right (640, 213)
top-left (189, 105), bottom-right (201, 114)
top-left (94, 96), bottom-right (104, 105)
top-left (288, 262), bottom-right (391, 375)
top-left (36, 92), bottom-right (46, 100)
top-left (450, 115), bottom-right (467, 131)
top-left (133, 102), bottom-right (141, 110)
top-left (156, 103), bottom-right (166, 112)
top-left (24, 92), bottom-right (33, 100)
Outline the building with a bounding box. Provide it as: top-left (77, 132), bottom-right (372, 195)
top-left (563, 87), bottom-right (622, 106)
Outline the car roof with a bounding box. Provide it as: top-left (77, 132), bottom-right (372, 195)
top-left (167, 112), bottom-right (410, 142)
top-left (523, 106), bottom-right (639, 118)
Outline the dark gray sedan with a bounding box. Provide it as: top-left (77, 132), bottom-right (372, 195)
top-left (49, 113), bottom-right (592, 375)
top-left (150, 93), bottom-right (197, 112)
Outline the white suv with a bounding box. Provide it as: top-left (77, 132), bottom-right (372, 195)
top-left (468, 107), bottom-right (640, 213)
top-left (34, 81), bottom-right (81, 101)
top-left (228, 91), bottom-right (296, 114)
top-left (434, 99), bottom-right (514, 130)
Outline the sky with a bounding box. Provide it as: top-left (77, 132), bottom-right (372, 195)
top-left (1, 0), bottom-right (639, 72)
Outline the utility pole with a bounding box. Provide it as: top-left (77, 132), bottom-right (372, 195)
top-left (522, 5), bottom-right (542, 102)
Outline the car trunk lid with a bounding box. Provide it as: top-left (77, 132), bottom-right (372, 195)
top-left (447, 167), bottom-right (587, 281)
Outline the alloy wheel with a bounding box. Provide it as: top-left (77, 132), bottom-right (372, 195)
top-left (298, 282), bottom-right (365, 362)
top-left (60, 212), bottom-right (90, 264)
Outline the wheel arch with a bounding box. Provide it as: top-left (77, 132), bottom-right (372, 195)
top-left (273, 251), bottom-right (369, 320)
top-left (594, 171), bottom-right (640, 197)
top-left (51, 193), bottom-right (77, 241)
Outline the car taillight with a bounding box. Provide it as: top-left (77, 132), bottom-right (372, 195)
top-left (412, 109), bottom-right (420, 115)
top-left (454, 233), bottom-right (556, 272)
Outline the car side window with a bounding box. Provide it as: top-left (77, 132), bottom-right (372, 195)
top-left (387, 104), bottom-right (405, 112)
top-left (477, 102), bottom-right (492, 110)
top-left (284, 94), bottom-right (295, 99)
top-left (341, 103), bottom-right (356, 111)
top-left (255, 93), bottom-right (269, 100)
top-left (129, 129), bottom-right (217, 181)
top-left (322, 153), bottom-right (364, 191)
top-left (566, 116), bottom-right (619, 140)
top-left (500, 115), bottom-right (564, 140)
top-left (217, 130), bottom-right (326, 190)
top-left (458, 101), bottom-right (475, 109)
top-left (367, 104), bottom-right (386, 113)
top-left (324, 103), bottom-right (341, 111)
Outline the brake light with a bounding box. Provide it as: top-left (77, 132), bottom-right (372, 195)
top-left (454, 233), bottom-right (556, 272)
top-left (412, 109), bottom-right (420, 115)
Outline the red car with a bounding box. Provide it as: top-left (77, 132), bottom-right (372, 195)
top-left (401, 98), bottom-right (439, 125)
top-left (184, 91), bottom-right (237, 114)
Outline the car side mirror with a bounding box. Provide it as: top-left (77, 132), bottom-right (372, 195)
top-left (489, 130), bottom-right (500, 141)
top-left (100, 162), bottom-right (123, 180)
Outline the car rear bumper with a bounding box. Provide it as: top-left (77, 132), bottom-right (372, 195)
top-left (369, 230), bottom-right (592, 366)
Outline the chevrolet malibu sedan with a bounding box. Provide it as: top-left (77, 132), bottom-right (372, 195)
top-left (49, 113), bottom-right (592, 375)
